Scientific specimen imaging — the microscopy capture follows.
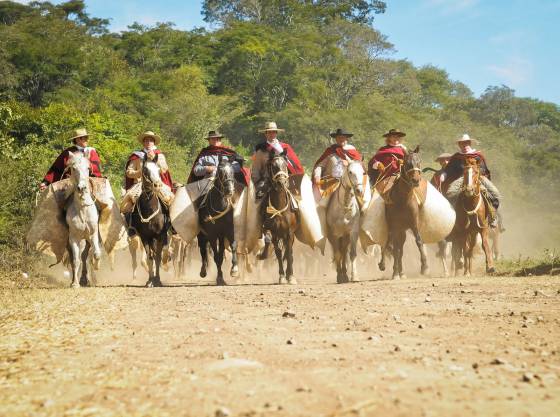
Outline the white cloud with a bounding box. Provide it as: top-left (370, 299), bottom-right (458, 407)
top-left (487, 57), bottom-right (533, 88)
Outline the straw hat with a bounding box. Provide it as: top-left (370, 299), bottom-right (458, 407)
top-left (383, 128), bottom-right (406, 138)
top-left (434, 152), bottom-right (452, 162)
top-left (206, 130), bottom-right (224, 139)
top-left (330, 128), bottom-right (353, 138)
top-left (138, 131), bottom-right (161, 145)
top-left (258, 121), bottom-right (285, 133)
top-left (70, 128), bottom-right (89, 142)
top-left (456, 133), bottom-right (479, 144)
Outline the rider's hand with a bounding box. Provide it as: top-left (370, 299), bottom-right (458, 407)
top-left (371, 161), bottom-right (385, 171)
top-left (147, 150), bottom-right (156, 160)
top-left (39, 182), bottom-right (47, 191)
top-left (313, 177), bottom-right (321, 186)
top-left (206, 166), bottom-right (217, 174)
top-left (341, 160), bottom-right (349, 167)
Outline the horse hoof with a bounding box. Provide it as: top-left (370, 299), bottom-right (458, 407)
top-left (421, 267), bottom-right (429, 276)
top-left (230, 266), bottom-right (239, 278)
top-left (200, 270), bottom-right (207, 278)
top-left (399, 274), bottom-right (407, 279)
top-left (71, 282), bottom-right (80, 289)
top-left (145, 280), bottom-right (154, 288)
top-left (287, 277), bottom-right (297, 285)
top-left (217, 278), bottom-right (227, 286)
top-left (279, 276), bottom-right (287, 285)
top-left (392, 274), bottom-right (400, 280)
top-left (378, 263), bottom-right (385, 272)
top-left (350, 277), bottom-right (360, 283)
top-left (487, 267), bottom-right (496, 274)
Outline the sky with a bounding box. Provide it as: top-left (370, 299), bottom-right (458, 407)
top-left (12, 0), bottom-right (560, 104)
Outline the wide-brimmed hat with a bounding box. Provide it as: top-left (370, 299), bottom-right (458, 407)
top-left (70, 128), bottom-right (89, 141)
top-left (138, 131), bottom-right (161, 145)
top-left (206, 130), bottom-right (224, 139)
top-left (330, 128), bottom-right (353, 138)
top-left (434, 152), bottom-right (452, 162)
top-left (383, 128), bottom-right (406, 138)
top-left (258, 121), bottom-right (285, 133)
top-left (456, 133), bottom-right (479, 144)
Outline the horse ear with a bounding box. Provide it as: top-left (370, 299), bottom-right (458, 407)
top-left (413, 145), bottom-right (420, 153)
top-left (67, 151), bottom-right (74, 159)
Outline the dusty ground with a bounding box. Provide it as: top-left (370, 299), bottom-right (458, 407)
top-left (1, 273), bottom-right (559, 417)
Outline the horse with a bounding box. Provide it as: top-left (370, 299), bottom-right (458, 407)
top-left (65, 152), bottom-right (102, 288)
top-left (197, 158), bottom-right (239, 286)
top-left (325, 161), bottom-right (366, 284)
top-left (129, 157), bottom-right (169, 287)
top-left (451, 157), bottom-right (495, 276)
top-left (259, 151), bottom-right (298, 284)
top-left (378, 146), bottom-right (429, 279)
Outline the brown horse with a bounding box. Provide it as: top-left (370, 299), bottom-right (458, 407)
top-left (451, 157), bottom-right (495, 276)
top-left (259, 151), bottom-right (298, 284)
top-left (378, 146), bottom-right (429, 279)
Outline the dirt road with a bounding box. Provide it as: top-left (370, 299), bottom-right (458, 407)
top-left (1, 275), bottom-right (559, 417)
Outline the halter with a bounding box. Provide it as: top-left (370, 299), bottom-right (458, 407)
top-left (202, 163), bottom-right (235, 223)
top-left (68, 155), bottom-right (96, 207)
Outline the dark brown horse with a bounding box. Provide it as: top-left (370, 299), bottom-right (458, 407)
top-left (451, 157), bottom-right (495, 276)
top-left (130, 158), bottom-right (169, 287)
top-left (197, 158), bottom-right (239, 286)
top-left (259, 151), bottom-right (298, 284)
top-left (378, 146), bottom-right (429, 279)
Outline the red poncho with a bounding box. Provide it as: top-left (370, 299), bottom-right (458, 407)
top-left (124, 150), bottom-right (173, 191)
top-left (367, 145), bottom-right (406, 178)
top-left (256, 141), bottom-right (304, 175)
top-left (187, 145), bottom-right (250, 186)
top-left (313, 144), bottom-right (362, 170)
top-left (42, 146), bottom-right (102, 185)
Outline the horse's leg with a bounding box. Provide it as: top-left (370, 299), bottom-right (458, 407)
top-left (349, 230), bottom-right (358, 282)
top-left (393, 230), bottom-right (406, 280)
top-left (412, 228), bottom-right (429, 276)
top-left (79, 241), bottom-right (90, 287)
top-left (91, 226), bottom-right (102, 271)
top-left (286, 233), bottom-right (296, 285)
top-left (210, 238), bottom-right (226, 286)
top-left (153, 237), bottom-right (164, 287)
top-left (257, 231), bottom-right (271, 260)
top-left (198, 234), bottom-right (209, 278)
top-left (273, 237), bottom-right (286, 284)
top-left (491, 229), bottom-right (500, 261)
top-left (438, 240), bottom-right (450, 278)
top-left (68, 238), bottom-right (81, 288)
top-left (464, 231), bottom-right (477, 277)
top-left (143, 238), bottom-right (155, 287)
top-left (481, 227), bottom-right (495, 274)
top-left (128, 237), bottom-right (138, 280)
top-left (229, 229), bottom-right (239, 279)
top-left (340, 235), bottom-right (350, 283)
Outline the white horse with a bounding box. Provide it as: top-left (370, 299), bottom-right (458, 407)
top-left (66, 152), bottom-right (102, 288)
top-left (325, 161), bottom-right (366, 284)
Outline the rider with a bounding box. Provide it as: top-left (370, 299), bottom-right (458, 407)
top-left (367, 129), bottom-right (407, 198)
top-left (123, 131), bottom-right (174, 236)
top-left (40, 128), bottom-right (102, 191)
top-left (430, 152), bottom-right (452, 192)
top-left (441, 134), bottom-right (503, 229)
top-left (187, 130), bottom-right (249, 186)
top-left (312, 128), bottom-right (362, 196)
top-left (251, 121), bottom-right (304, 198)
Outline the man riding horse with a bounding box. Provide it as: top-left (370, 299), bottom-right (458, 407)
top-left (441, 134), bottom-right (503, 230)
top-left (367, 128), bottom-right (408, 201)
top-left (40, 128), bottom-right (102, 190)
top-left (312, 128), bottom-right (362, 198)
top-left (122, 131), bottom-right (174, 237)
top-left (430, 153), bottom-right (452, 192)
top-left (251, 121), bottom-right (304, 199)
top-left (187, 130), bottom-right (249, 186)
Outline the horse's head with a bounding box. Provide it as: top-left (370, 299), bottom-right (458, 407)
top-left (142, 157), bottom-right (162, 191)
top-left (403, 145), bottom-right (422, 187)
top-left (67, 151), bottom-right (91, 195)
top-left (268, 150), bottom-right (289, 188)
top-left (462, 157), bottom-right (481, 197)
top-left (216, 156), bottom-right (235, 197)
top-left (342, 160), bottom-right (365, 197)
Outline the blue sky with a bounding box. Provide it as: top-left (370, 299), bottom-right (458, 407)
top-left (16, 0), bottom-right (560, 104)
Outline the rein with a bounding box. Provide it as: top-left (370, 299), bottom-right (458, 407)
top-left (202, 169), bottom-right (235, 224)
top-left (266, 158), bottom-right (294, 218)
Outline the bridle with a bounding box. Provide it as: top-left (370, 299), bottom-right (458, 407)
top-left (68, 156), bottom-right (95, 207)
top-left (265, 155), bottom-right (293, 218)
top-left (338, 162), bottom-right (366, 212)
top-left (137, 160), bottom-right (161, 223)
top-left (203, 162), bottom-right (235, 224)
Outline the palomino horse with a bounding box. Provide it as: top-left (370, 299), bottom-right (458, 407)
top-left (259, 151), bottom-right (298, 284)
top-left (325, 161), bottom-right (365, 284)
top-left (129, 158), bottom-right (169, 287)
top-left (66, 152), bottom-right (102, 288)
top-left (379, 146), bottom-right (429, 279)
top-left (451, 157), bottom-right (495, 276)
top-left (197, 158), bottom-right (239, 286)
